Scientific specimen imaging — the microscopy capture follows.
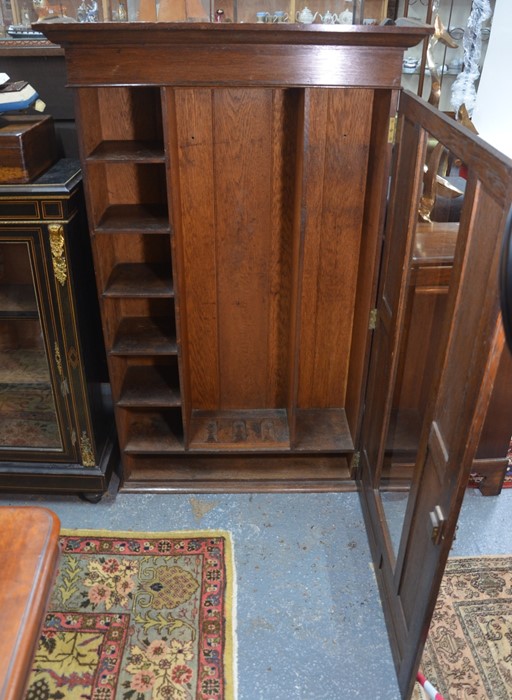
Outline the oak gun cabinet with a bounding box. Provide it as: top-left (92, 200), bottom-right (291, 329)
top-left (38, 23), bottom-right (432, 493)
top-left (0, 159), bottom-right (117, 498)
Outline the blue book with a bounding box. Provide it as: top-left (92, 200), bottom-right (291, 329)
top-left (0, 81), bottom-right (39, 113)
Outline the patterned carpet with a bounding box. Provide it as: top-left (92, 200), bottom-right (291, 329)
top-left (26, 530), bottom-right (235, 700)
top-left (416, 556), bottom-right (512, 699)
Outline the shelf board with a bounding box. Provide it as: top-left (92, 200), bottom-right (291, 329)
top-left (95, 204), bottom-right (170, 234)
top-left (87, 140), bottom-right (165, 162)
top-left (118, 365), bottom-right (181, 408)
top-left (104, 263), bottom-right (173, 298)
top-left (189, 409), bottom-right (291, 451)
top-left (110, 317), bottom-right (177, 355)
top-left (0, 284), bottom-right (38, 318)
top-left (124, 411), bottom-right (184, 453)
top-left (293, 409), bottom-right (354, 452)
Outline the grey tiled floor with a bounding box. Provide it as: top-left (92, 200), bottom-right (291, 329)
top-left (2, 482), bottom-right (511, 699)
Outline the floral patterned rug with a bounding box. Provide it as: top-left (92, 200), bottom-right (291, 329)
top-left (26, 530), bottom-right (235, 700)
top-left (415, 555), bottom-right (512, 699)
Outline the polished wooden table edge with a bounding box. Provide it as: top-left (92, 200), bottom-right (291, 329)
top-left (0, 507), bottom-right (60, 700)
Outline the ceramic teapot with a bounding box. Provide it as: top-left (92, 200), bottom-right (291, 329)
top-left (296, 6), bottom-right (319, 23)
top-left (321, 10), bottom-right (336, 24)
top-left (337, 8), bottom-right (353, 24)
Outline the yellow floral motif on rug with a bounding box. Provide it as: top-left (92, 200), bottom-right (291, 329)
top-left (26, 530), bottom-right (235, 700)
top-left (416, 555), bottom-right (512, 699)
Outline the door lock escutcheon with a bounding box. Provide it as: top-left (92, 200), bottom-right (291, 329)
top-left (429, 505), bottom-right (446, 545)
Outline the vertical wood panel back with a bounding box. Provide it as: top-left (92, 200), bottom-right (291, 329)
top-left (213, 88), bottom-right (274, 409)
top-left (173, 88), bottom-right (296, 411)
top-left (297, 88), bottom-right (374, 408)
top-left (172, 88), bottom-right (220, 410)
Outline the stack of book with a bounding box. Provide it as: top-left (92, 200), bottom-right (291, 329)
top-left (0, 73), bottom-right (41, 114)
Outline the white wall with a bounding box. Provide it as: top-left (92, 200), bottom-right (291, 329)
top-left (472, 0), bottom-right (512, 158)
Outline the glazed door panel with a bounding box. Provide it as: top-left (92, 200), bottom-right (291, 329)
top-left (0, 231), bottom-right (76, 462)
top-left (359, 91), bottom-right (512, 699)
top-left (0, 238), bottom-right (62, 452)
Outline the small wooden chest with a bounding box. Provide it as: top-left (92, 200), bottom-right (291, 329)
top-left (0, 115), bottom-right (57, 183)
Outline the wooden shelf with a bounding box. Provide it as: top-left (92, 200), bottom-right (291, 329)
top-left (111, 317), bottom-right (177, 355)
top-left (118, 365), bottom-right (181, 408)
top-left (87, 140), bottom-right (165, 163)
top-left (124, 411), bottom-right (184, 453)
top-left (293, 409), bottom-right (354, 452)
top-left (189, 409), bottom-right (291, 451)
top-left (95, 204), bottom-right (170, 234)
top-left (104, 263), bottom-right (173, 298)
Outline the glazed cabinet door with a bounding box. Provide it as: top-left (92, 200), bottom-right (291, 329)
top-left (359, 90), bottom-right (512, 698)
top-left (0, 228), bottom-right (79, 463)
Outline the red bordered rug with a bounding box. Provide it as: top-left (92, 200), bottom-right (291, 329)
top-left (26, 530), bottom-right (236, 700)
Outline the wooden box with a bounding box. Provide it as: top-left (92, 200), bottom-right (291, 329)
top-left (0, 115), bottom-right (57, 184)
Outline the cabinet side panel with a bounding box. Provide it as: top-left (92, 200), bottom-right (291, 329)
top-left (297, 88), bottom-right (374, 409)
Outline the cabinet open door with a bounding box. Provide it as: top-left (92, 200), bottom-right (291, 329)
top-left (359, 90), bottom-right (512, 699)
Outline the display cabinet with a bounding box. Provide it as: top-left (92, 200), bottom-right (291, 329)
top-left (399, 0), bottom-right (495, 112)
top-left (0, 0), bottom-right (393, 29)
top-left (2, 0), bottom-right (108, 34)
top-left (0, 158), bottom-right (117, 497)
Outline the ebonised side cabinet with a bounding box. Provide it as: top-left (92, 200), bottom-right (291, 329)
top-left (0, 158), bottom-right (117, 497)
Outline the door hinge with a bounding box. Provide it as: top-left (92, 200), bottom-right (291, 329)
top-left (388, 115), bottom-right (398, 144)
top-left (369, 308), bottom-right (378, 330)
